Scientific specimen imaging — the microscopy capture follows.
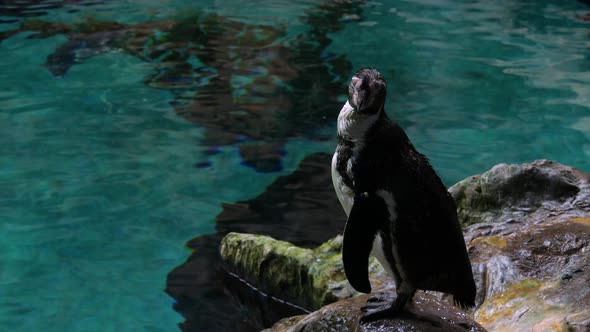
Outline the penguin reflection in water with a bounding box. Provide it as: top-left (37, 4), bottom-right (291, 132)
top-left (331, 68), bottom-right (476, 322)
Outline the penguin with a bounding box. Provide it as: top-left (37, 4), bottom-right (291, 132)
top-left (331, 68), bottom-right (476, 322)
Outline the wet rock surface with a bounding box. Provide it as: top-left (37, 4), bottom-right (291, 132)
top-left (222, 232), bottom-right (484, 331)
top-left (451, 160), bottom-right (590, 330)
top-left (449, 159), bottom-right (590, 229)
top-left (263, 293), bottom-right (486, 332)
top-left (219, 159), bottom-right (590, 331)
top-left (470, 218), bottom-right (590, 331)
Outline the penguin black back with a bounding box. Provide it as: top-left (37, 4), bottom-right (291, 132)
top-left (333, 68), bottom-right (476, 321)
top-left (362, 118), bottom-right (476, 306)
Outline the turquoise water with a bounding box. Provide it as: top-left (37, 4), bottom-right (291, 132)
top-left (333, 0), bottom-right (590, 183)
top-left (1, 0), bottom-right (590, 331)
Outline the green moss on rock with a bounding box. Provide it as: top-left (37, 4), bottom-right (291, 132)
top-left (220, 233), bottom-right (315, 306)
top-left (220, 232), bottom-right (391, 311)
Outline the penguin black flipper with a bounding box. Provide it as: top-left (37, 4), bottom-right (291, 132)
top-left (342, 193), bottom-right (387, 294)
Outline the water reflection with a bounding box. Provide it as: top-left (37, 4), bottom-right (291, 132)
top-left (0, 0), bottom-right (109, 24)
top-left (1, 0), bottom-right (362, 172)
top-left (166, 153), bottom-right (346, 331)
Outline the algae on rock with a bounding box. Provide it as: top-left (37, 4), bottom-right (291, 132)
top-left (221, 233), bottom-right (485, 332)
top-left (220, 232), bottom-right (392, 311)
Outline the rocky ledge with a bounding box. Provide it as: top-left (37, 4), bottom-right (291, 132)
top-left (220, 160), bottom-right (590, 331)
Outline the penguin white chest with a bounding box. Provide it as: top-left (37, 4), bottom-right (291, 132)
top-left (371, 233), bottom-right (396, 281)
top-left (331, 151), bottom-right (354, 216)
top-left (332, 152), bottom-right (403, 283)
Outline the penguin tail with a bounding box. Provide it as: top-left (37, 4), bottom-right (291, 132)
top-left (453, 284), bottom-right (476, 309)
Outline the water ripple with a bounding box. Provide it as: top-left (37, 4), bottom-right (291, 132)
top-left (2, 0), bottom-right (590, 331)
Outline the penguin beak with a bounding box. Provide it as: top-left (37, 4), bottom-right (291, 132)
top-left (354, 89), bottom-right (366, 112)
top-left (348, 76), bottom-right (368, 112)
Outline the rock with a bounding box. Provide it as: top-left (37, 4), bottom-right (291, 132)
top-left (469, 217), bottom-right (590, 331)
top-left (449, 160), bottom-right (590, 229)
top-left (451, 160), bottom-right (590, 331)
top-left (219, 232), bottom-right (393, 310)
top-left (263, 292), bottom-right (486, 332)
top-left (221, 233), bottom-right (484, 332)
top-left (219, 160), bottom-right (590, 331)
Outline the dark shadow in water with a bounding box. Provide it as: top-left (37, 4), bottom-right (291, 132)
top-left (0, 0), bottom-right (363, 172)
top-left (166, 152), bottom-right (346, 331)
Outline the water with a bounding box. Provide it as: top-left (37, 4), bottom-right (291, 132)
top-left (1, 0), bottom-right (590, 331)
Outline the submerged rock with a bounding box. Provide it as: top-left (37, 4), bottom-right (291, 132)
top-left (220, 160), bottom-right (590, 331)
top-left (0, 0), bottom-right (361, 172)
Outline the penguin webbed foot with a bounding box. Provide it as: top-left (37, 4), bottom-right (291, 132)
top-left (359, 289), bottom-right (414, 323)
top-left (365, 290), bottom-right (397, 304)
top-left (360, 298), bottom-right (404, 323)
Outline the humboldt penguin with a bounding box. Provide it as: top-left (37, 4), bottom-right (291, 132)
top-left (331, 68), bottom-right (476, 322)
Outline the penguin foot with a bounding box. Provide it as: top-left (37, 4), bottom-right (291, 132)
top-left (359, 288), bottom-right (415, 323)
top-left (359, 298), bottom-right (405, 323)
top-left (362, 291), bottom-right (398, 311)
top-left (366, 291), bottom-right (397, 303)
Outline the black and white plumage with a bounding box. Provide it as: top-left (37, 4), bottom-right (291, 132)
top-left (331, 68), bottom-right (476, 321)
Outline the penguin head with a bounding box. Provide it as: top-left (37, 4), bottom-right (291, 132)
top-left (348, 68), bottom-right (387, 115)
